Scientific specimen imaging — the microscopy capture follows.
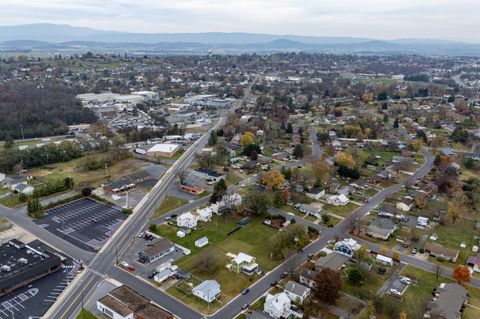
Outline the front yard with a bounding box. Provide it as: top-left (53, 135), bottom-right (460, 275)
top-left (150, 196), bottom-right (188, 219)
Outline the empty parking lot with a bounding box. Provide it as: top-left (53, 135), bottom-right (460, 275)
top-left (36, 198), bottom-right (127, 252)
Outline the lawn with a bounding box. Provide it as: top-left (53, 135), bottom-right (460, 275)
top-left (160, 215), bottom-right (281, 313)
top-left (426, 218), bottom-right (477, 267)
top-left (386, 265), bottom-right (480, 319)
top-left (323, 202), bottom-right (359, 218)
top-left (76, 309), bottom-right (97, 319)
top-left (29, 156), bottom-right (147, 189)
top-left (342, 264), bottom-right (391, 301)
top-left (150, 196), bottom-right (188, 219)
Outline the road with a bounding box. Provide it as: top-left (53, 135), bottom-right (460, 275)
top-left (43, 78), bottom-right (259, 319)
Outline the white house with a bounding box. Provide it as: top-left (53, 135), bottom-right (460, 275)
top-left (0, 172), bottom-right (5, 186)
top-left (97, 298), bottom-right (134, 319)
top-left (396, 196), bottom-right (414, 212)
top-left (192, 280), bottom-right (221, 303)
top-left (334, 238), bottom-right (360, 257)
top-left (194, 207), bottom-right (212, 222)
top-left (327, 194), bottom-right (350, 206)
top-left (306, 188), bottom-right (325, 200)
top-left (177, 212), bottom-right (197, 229)
top-left (264, 292), bottom-right (292, 319)
top-left (284, 281), bottom-right (311, 304)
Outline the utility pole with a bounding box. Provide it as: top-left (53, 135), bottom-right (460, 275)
top-left (104, 164), bottom-right (109, 176)
top-left (20, 125), bottom-right (24, 141)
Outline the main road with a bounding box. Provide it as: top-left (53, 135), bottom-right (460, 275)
top-left (44, 78), bottom-right (259, 319)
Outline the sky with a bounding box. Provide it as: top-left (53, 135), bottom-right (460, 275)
top-left (0, 0), bottom-right (479, 42)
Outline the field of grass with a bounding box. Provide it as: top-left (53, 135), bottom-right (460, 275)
top-left (76, 309), bottom-right (97, 319)
top-left (161, 215), bottom-right (280, 313)
top-left (30, 156), bottom-right (146, 189)
top-left (426, 218), bottom-right (477, 267)
top-left (150, 196), bottom-right (188, 219)
top-left (342, 264), bottom-right (391, 301)
top-left (388, 265), bottom-right (480, 319)
top-left (323, 202), bottom-right (359, 218)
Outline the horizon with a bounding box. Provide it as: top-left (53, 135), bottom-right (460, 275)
top-left (1, 0), bottom-right (480, 42)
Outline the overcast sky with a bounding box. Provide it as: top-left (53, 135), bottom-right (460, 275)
top-left (1, 0), bottom-right (480, 42)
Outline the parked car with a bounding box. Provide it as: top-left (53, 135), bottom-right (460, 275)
top-left (120, 261), bottom-right (129, 268)
top-left (307, 253), bottom-right (314, 259)
top-left (411, 248), bottom-right (417, 255)
top-left (390, 288), bottom-right (401, 296)
top-left (281, 272), bottom-right (288, 279)
top-left (148, 271), bottom-right (157, 279)
top-left (241, 303), bottom-right (249, 310)
top-left (127, 265), bottom-right (135, 271)
top-left (270, 280), bottom-right (278, 287)
top-left (137, 258), bottom-right (146, 264)
top-left (401, 277), bottom-right (412, 285)
top-left (241, 288), bottom-right (250, 295)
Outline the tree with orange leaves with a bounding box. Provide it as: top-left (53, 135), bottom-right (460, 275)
top-left (452, 265), bottom-right (471, 284)
top-left (335, 152), bottom-right (356, 169)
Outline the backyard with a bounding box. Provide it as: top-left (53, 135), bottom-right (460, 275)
top-left (158, 215), bottom-right (281, 313)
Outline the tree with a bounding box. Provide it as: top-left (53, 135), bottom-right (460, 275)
top-left (208, 131), bottom-right (218, 146)
top-left (400, 311), bottom-right (408, 319)
top-left (410, 139), bottom-right (423, 152)
top-left (393, 118), bottom-right (399, 128)
top-left (292, 144), bottom-right (303, 159)
top-left (3, 134), bottom-right (14, 149)
top-left (335, 152), bottom-right (356, 169)
top-left (451, 127), bottom-right (469, 144)
top-left (27, 198), bottom-right (43, 217)
top-left (447, 186), bottom-right (468, 224)
top-left (244, 192), bottom-right (270, 216)
top-left (196, 248), bottom-right (220, 275)
top-left (286, 123), bottom-right (293, 134)
top-left (355, 246), bottom-right (368, 263)
top-left (210, 179), bottom-right (227, 203)
top-left (64, 177), bottom-right (74, 189)
top-left (377, 91), bottom-right (388, 101)
top-left (240, 132), bottom-right (255, 146)
top-left (452, 265), bottom-right (471, 284)
top-left (347, 266), bottom-right (365, 285)
top-left (311, 160), bottom-right (332, 184)
top-left (273, 191), bottom-right (286, 208)
top-left (242, 143), bottom-right (261, 156)
top-left (315, 268), bottom-right (342, 304)
top-left (261, 171), bottom-right (285, 191)
top-left (81, 187), bottom-right (92, 196)
top-left (148, 224), bottom-right (158, 233)
top-left (321, 214), bottom-right (330, 224)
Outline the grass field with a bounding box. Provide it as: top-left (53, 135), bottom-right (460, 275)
top-left (150, 196), bottom-right (188, 219)
top-left (386, 265), bottom-right (480, 319)
top-left (76, 309), bottom-right (97, 319)
top-left (323, 202), bottom-right (360, 218)
top-left (160, 215), bottom-right (280, 314)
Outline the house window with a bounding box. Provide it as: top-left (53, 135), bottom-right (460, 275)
top-left (102, 306), bottom-right (114, 318)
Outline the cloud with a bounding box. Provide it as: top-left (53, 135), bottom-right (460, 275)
top-left (1, 0), bottom-right (479, 42)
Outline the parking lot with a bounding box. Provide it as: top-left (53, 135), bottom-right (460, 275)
top-left (36, 198), bottom-right (127, 252)
top-left (0, 240), bottom-right (80, 319)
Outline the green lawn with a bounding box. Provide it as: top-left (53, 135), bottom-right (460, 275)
top-left (388, 265), bottom-right (480, 319)
top-left (323, 202), bottom-right (359, 218)
top-left (342, 264), bottom-right (391, 301)
top-left (150, 196), bottom-right (188, 219)
top-left (425, 218), bottom-right (477, 267)
top-left (160, 215), bottom-right (281, 313)
top-left (76, 309), bottom-right (97, 319)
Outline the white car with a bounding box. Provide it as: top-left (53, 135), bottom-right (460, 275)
top-left (390, 288), bottom-right (401, 296)
top-left (121, 261), bottom-right (129, 268)
top-left (400, 277), bottom-right (412, 285)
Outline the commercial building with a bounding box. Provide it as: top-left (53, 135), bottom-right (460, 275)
top-left (146, 143), bottom-right (180, 158)
top-left (0, 239), bottom-right (62, 296)
top-left (97, 285), bottom-right (173, 319)
top-left (138, 238), bottom-right (174, 263)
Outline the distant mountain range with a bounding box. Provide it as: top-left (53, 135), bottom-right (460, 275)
top-left (1, 23), bottom-right (479, 56)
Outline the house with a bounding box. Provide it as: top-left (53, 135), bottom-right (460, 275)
top-left (193, 207), bottom-right (212, 222)
top-left (176, 212), bottom-right (197, 229)
top-left (15, 183), bottom-right (34, 195)
top-left (5, 176), bottom-right (27, 191)
top-left (299, 269), bottom-right (319, 289)
top-left (297, 204), bottom-right (322, 219)
top-left (146, 143), bottom-right (180, 158)
top-left (228, 252), bottom-right (258, 275)
top-left (264, 292), bottom-right (292, 319)
top-left (192, 280), bottom-right (221, 303)
top-left (327, 194), bottom-right (350, 206)
top-left (467, 253), bottom-right (480, 272)
top-left (195, 237), bottom-right (209, 248)
top-left (272, 152), bottom-right (291, 162)
top-left (97, 285), bottom-right (173, 319)
top-left (440, 147), bottom-right (456, 157)
top-left (191, 168), bottom-right (224, 183)
top-left (315, 252), bottom-right (349, 271)
top-left (284, 281), bottom-right (311, 304)
top-left (154, 267), bottom-right (177, 283)
top-left (424, 243), bottom-right (459, 262)
top-left (367, 218), bottom-right (397, 240)
top-left (0, 173), bottom-right (5, 186)
top-left (334, 238), bottom-right (360, 257)
top-left (425, 283), bottom-right (468, 319)
top-left (138, 238), bottom-right (174, 263)
top-left (396, 196), bottom-right (415, 212)
top-left (306, 188), bottom-right (325, 200)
